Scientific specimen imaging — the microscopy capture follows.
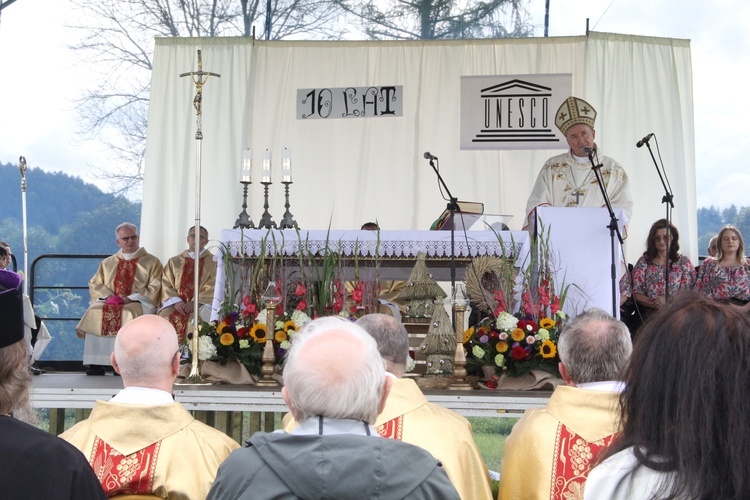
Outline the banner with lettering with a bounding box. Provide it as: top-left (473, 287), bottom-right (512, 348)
top-left (460, 74), bottom-right (572, 150)
top-left (297, 86), bottom-right (403, 120)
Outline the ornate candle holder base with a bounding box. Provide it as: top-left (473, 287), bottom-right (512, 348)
top-left (279, 181), bottom-right (298, 229)
top-left (258, 182), bottom-right (277, 229)
top-left (449, 303), bottom-right (472, 390)
top-left (234, 181), bottom-right (256, 229)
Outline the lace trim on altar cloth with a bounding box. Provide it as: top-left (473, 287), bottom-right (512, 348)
top-left (218, 229), bottom-right (529, 260)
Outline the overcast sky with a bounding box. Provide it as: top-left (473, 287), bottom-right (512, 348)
top-left (1, 0), bottom-right (748, 208)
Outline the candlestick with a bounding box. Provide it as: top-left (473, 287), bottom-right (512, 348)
top-left (282, 148), bottom-right (292, 183)
top-left (262, 149), bottom-right (271, 183)
top-left (241, 149), bottom-right (252, 183)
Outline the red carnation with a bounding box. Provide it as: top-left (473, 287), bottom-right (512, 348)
top-left (511, 345), bottom-right (527, 360)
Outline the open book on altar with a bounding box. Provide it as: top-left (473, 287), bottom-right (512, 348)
top-left (431, 201), bottom-right (484, 231)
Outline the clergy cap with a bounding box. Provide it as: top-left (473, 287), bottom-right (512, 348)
top-left (0, 269), bottom-right (24, 349)
top-left (555, 96), bottom-right (597, 135)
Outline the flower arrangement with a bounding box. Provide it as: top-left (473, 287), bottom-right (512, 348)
top-left (463, 310), bottom-right (566, 381)
top-left (463, 222), bottom-right (571, 381)
top-left (187, 304), bottom-right (311, 377)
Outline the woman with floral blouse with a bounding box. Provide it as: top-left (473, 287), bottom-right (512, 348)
top-left (631, 219), bottom-right (696, 322)
top-left (696, 224), bottom-right (750, 312)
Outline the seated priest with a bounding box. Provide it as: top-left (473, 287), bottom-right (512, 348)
top-left (158, 226), bottom-right (216, 343)
top-left (498, 308), bottom-right (632, 499)
top-left (76, 222), bottom-right (163, 375)
top-left (62, 315), bottom-right (239, 498)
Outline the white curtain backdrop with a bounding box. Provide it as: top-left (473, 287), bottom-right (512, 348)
top-left (142, 32), bottom-right (695, 268)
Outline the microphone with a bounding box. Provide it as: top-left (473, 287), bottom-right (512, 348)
top-left (582, 146), bottom-right (596, 154)
top-left (423, 151), bottom-right (438, 160)
top-left (636, 133), bottom-right (654, 148)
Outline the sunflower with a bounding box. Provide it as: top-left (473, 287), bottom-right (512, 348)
top-left (249, 323), bottom-right (268, 343)
top-left (217, 321), bottom-right (229, 334)
top-left (283, 320), bottom-right (298, 334)
top-left (540, 339), bottom-right (557, 358)
top-left (219, 333), bottom-right (235, 346)
top-left (463, 327), bottom-right (475, 344)
top-left (274, 330), bottom-right (288, 343)
top-left (510, 328), bottom-right (526, 342)
top-left (540, 317), bottom-right (556, 329)
top-left (496, 340), bottom-right (509, 353)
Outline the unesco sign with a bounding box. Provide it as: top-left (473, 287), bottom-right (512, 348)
top-left (460, 74), bottom-right (572, 150)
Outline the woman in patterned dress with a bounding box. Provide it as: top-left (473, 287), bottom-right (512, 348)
top-left (631, 219), bottom-right (696, 322)
top-left (695, 224), bottom-right (750, 312)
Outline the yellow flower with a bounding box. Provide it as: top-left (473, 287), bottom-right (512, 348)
top-left (477, 325), bottom-right (490, 335)
top-left (496, 340), bottom-right (509, 353)
top-left (219, 333), bottom-right (235, 346)
top-left (249, 324), bottom-right (267, 343)
top-left (540, 339), bottom-right (557, 359)
top-left (540, 317), bottom-right (556, 329)
top-left (275, 330), bottom-right (288, 343)
top-left (217, 321), bottom-right (229, 334)
top-left (463, 327), bottom-right (475, 344)
top-left (283, 320), bottom-right (298, 333)
top-left (511, 328), bottom-right (526, 342)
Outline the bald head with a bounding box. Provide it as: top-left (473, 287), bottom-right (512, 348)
top-left (282, 317), bottom-right (390, 424)
top-left (112, 315), bottom-right (180, 390)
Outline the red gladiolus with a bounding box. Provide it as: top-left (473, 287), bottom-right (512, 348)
top-left (296, 299), bottom-right (307, 311)
top-left (295, 283), bottom-right (306, 297)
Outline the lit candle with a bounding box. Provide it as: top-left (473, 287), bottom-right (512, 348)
top-left (262, 149), bottom-right (271, 183)
top-left (282, 148), bottom-right (292, 183)
top-left (241, 149), bottom-right (252, 183)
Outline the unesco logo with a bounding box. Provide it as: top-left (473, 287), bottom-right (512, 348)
top-left (471, 79), bottom-right (561, 145)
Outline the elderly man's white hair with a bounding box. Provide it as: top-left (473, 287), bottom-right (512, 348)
top-left (283, 316), bottom-right (386, 424)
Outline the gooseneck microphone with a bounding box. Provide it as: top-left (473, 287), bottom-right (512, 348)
top-left (582, 146), bottom-right (596, 154)
top-left (423, 151), bottom-right (438, 160)
top-left (636, 133), bottom-right (654, 148)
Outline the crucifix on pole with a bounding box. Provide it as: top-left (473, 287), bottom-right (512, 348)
top-left (177, 50), bottom-right (220, 385)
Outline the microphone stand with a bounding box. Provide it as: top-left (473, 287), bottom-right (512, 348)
top-left (642, 138), bottom-right (674, 301)
top-left (427, 157), bottom-right (461, 331)
top-left (588, 148), bottom-right (623, 317)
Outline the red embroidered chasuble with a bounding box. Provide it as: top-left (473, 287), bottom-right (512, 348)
top-left (168, 256), bottom-right (205, 342)
top-left (550, 424), bottom-right (616, 499)
top-left (89, 437), bottom-right (161, 496)
top-left (101, 258), bottom-right (139, 336)
top-left (376, 416), bottom-right (404, 440)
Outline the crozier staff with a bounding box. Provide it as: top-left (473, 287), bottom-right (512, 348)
top-left (523, 96), bottom-right (633, 230)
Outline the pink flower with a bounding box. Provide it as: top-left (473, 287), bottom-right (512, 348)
top-left (526, 335), bottom-right (536, 344)
top-left (294, 283), bottom-right (306, 297)
top-left (296, 299), bottom-right (307, 311)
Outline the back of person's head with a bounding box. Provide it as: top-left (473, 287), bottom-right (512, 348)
top-left (360, 222), bottom-right (379, 231)
top-left (113, 315), bottom-right (179, 388)
top-left (557, 308), bottom-right (632, 384)
top-left (0, 269), bottom-right (34, 422)
top-left (604, 291), bottom-right (750, 498)
top-left (0, 341), bottom-right (32, 419)
top-left (356, 314), bottom-right (409, 377)
top-left (283, 316), bottom-right (386, 424)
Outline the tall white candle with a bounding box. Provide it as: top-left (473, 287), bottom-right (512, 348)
top-left (241, 149), bottom-right (252, 183)
top-left (282, 148), bottom-right (292, 183)
top-left (262, 149), bottom-right (271, 183)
